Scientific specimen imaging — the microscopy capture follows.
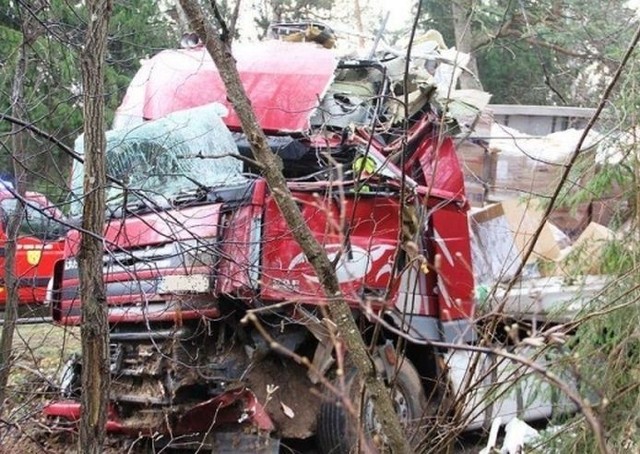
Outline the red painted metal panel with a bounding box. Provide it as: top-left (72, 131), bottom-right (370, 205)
top-left (430, 205), bottom-right (475, 321)
top-left (260, 191), bottom-right (401, 304)
top-left (44, 388), bottom-right (274, 435)
top-left (65, 205), bottom-right (221, 257)
top-left (216, 180), bottom-right (266, 296)
top-left (0, 191), bottom-right (65, 306)
top-left (216, 206), bottom-right (260, 296)
top-left (406, 135), bottom-right (466, 199)
top-left (116, 41), bottom-right (337, 133)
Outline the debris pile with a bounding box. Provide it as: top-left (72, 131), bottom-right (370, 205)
top-left (456, 107), bottom-right (627, 301)
top-left (471, 198), bottom-right (617, 281)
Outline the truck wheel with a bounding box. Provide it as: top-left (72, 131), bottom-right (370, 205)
top-left (317, 358), bottom-right (428, 454)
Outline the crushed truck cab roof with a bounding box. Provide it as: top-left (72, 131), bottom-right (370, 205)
top-left (115, 41), bottom-right (338, 133)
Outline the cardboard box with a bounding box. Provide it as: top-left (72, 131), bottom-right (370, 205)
top-left (548, 201), bottom-right (591, 239)
top-left (470, 203), bottom-right (523, 284)
top-left (470, 200), bottom-right (567, 284)
top-left (487, 127), bottom-right (596, 202)
top-left (556, 222), bottom-right (615, 275)
top-left (458, 140), bottom-right (496, 207)
top-left (488, 153), bottom-right (589, 201)
top-left (501, 199), bottom-right (561, 263)
top-left (465, 181), bottom-right (486, 207)
top-left (457, 140), bottom-right (494, 184)
top-left (591, 197), bottom-right (626, 228)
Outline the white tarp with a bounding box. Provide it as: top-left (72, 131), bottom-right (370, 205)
top-left (489, 123), bottom-right (603, 163)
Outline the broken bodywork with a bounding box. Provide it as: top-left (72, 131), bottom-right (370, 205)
top-left (43, 30), bottom-right (579, 450)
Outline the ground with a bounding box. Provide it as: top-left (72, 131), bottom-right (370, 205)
top-left (0, 323), bottom-right (81, 453)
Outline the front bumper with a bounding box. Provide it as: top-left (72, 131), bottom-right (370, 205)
top-left (43, 387), bottom-right (274, 435)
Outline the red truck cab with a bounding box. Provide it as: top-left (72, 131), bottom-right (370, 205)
top-left (43, 27), bottom-right (595, 453)
top-left (0, 189), bottom-right (66, 311)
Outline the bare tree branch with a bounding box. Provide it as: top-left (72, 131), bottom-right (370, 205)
top-left (177, 1), bottom-right (412, 452)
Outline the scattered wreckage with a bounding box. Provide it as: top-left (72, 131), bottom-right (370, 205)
top-left (44, 25), bottom-right (605, 452)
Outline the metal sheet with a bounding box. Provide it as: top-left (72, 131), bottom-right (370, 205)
top-left (115, 41), bottom-right (338, 133)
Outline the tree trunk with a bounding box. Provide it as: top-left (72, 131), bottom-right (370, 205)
top-left (451, 0), bottom-right (483, 90)
top-left (78, 0), bottom-right (112, 452)
top-left (0, 1), bottom-right (42, 415)
top-left (0, 56), bottom-right (27, 416)
top-left (177, 1), bottom-right (411, 452)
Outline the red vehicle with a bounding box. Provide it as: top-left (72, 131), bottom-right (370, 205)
top-left (0, 189), bottom-right (65, 313)
top-left (45, 29), bottom-right (580, 452)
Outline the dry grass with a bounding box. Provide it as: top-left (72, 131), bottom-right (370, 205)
top-left (9, 323), bottom-right (80, 389)
top-left (0, 323), bottom-right (81, 453)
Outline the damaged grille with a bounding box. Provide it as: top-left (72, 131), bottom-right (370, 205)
top-left (108, 324), bottom-right (249, 407)
top-left (62, 239), bottom-right (218, 304)
top-left (66, 240), bottom-right (218, 279)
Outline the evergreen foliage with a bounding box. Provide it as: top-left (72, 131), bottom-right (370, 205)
top-left (0, 1), bottom-right (177, 199)
top-left (422, 0), bottom-right (638, 105)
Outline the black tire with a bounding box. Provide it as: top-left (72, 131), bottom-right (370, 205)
top-left (317, 358), bottom-right (428, 454)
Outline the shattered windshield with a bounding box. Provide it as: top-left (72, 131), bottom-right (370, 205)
top-left (69, 103), bottom-right (245, 217)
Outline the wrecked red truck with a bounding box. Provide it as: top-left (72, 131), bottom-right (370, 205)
top-left (44, 31), bottom-right (594, 452)
top-left (0, 188), bottom-right (65, 313)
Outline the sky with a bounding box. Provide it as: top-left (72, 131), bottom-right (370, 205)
top-left (374, 0), bottom-right (414, 31)
top-left (235, 0), bottom-right (416, 43)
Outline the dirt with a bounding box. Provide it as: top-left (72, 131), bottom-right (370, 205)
top-left (0, 324), bottom-right (78, 453)
top-left (246, 355), bottom-right (322, 440)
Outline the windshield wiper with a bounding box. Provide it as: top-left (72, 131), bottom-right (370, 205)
top-left (156, 173), bottom-right (209, 194)
top-left (107, 189), bottom-right (168, 219)
top-left (160, 173), bottom-right (210, 204)
top-left (181, 174), bottom-right (210, 193)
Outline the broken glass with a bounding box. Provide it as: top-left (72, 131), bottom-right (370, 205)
top-left (69, 103), bottom-right (245, 217)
